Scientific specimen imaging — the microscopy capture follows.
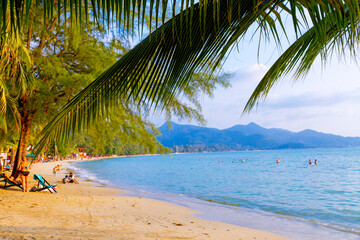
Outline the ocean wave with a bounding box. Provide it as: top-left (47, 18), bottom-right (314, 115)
top-left (67, 165), bottom-right (112, 186)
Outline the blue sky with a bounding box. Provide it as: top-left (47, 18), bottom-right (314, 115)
top-left (151, 25), bottom-right (360, 137)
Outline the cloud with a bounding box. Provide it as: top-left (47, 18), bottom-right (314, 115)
top-left (228, 64), bottom-right (269, 83)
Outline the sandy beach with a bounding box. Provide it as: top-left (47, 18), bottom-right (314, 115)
top-left (0, 160), bottom-right (289, 240)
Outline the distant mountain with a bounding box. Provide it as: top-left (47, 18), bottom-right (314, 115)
top-left (157, 122), bottom-right (360, 152)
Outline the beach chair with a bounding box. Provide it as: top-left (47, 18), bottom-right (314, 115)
top-left (0, 174), bottom-right (23, 190)
top-left (33, 174), bottom-right (57, 193)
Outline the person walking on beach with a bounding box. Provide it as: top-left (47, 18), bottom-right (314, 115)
top-left (53, 165), bottom-right (58, 175)
top-left (19, 156), bottom-right (31, 192)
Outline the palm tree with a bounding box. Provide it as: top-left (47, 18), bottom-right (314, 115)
top-left (2, 1), bottom-right (359, 156)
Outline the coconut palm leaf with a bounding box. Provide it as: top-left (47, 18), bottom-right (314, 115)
top-left (2, 0), bottom-right (359, 37)
top-left (244, 5), bottom-right (359, 112)
top-left (1, 0), bottom-right (218, 35)
top-left (0, 15), bottom-right (33, 114)
top-left (32, 0), bottom-right (360, 156)
top-left (32, 0), bottom-right (285, 156)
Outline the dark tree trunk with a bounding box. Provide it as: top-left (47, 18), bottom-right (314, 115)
top-left (11, 96), bottom-right (33, 178)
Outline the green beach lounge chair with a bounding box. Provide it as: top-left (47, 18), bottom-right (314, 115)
top-left (0, 173), bottom-right (23, 190)
top-left (33, 174), bottom-right (57, 193)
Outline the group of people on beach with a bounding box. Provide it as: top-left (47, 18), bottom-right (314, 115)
top-left (62, 172), bottom-right (79, 184)
top-left (1, 154), bottom-right (82, 192)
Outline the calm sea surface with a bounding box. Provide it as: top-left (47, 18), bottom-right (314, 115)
top-left (72, 148), bottom-right (360, 240)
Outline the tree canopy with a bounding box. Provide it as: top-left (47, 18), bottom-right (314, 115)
top-left (1, 0), bottom-right (360, 157)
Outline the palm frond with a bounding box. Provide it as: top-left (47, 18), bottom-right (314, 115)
top-left (32, 0), bottom-right (360, 156)
top-left (244, 5), bottom-right (359, 112)
top-left (32, 0), bottom-right (285, 156)
top-left (3, 0), bottom-right (360, 38)
top-left (0, 16), bottom-right (33, 111)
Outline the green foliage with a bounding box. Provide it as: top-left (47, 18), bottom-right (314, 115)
top-left (73, 109), bottom-right (168, 156)
top-left (171, 144), bottom-right (242, 153)
top-left (8, 0), bottom-right (358, 157)
top-left (35, 1), bottom-right (261, 156)
top-left (0, 2), bottom-right (230, 159)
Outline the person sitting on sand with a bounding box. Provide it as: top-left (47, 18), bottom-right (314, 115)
top-left (62, 175), bottom-right (70, 183)
top-left (19, 156), bottom-right (31, 192)
top-left (68, 172), bottom-right (79, 184)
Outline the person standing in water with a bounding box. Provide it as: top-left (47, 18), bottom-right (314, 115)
top-left (314, 159), bottom-right (317, 165)
top-left (19, 156), bottom-right (31, 192)
top-left (309, 159), bottom-right (312, 165)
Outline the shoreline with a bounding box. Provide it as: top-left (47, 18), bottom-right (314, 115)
top-left (0, 160), bottom-right (289, 240)
top-left (67, 155), bottom-right (360, 240)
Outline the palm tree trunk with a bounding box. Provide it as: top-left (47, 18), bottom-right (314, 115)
top-left (11, 97), bottom-right (33, 178)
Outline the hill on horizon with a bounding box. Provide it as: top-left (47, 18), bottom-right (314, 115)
top-left (157, 122), bottom-right (360, 152)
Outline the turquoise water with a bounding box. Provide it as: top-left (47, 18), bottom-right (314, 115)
top-left (73, 148), bottom-right (360, 239)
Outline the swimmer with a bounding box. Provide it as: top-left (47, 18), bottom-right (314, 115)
top-left (276, 158), bottom-right (280, 164)
top-left (314, 159), bottom-right (317, 165)
top-left (242, 159), bottom-right (245, 163)
top-left (309, 159), bottom-right (312, 165)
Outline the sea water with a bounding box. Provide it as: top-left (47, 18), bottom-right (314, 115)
top-left (71, 147), bottom-right (360, 240)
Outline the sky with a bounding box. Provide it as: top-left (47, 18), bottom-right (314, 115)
top-left (201, 55), bottom-right (360, 137)
top-left (151, 31), bottom-right (360, 137)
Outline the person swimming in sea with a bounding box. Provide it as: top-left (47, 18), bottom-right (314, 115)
top-left (314, 159), bottom-right (317, 165)
top-left (276, 158), bottom-right (280, 164)
top-left (242, 159), bottom-right (245, 163)
top-left (309, 159), bottom-right (312, 165)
